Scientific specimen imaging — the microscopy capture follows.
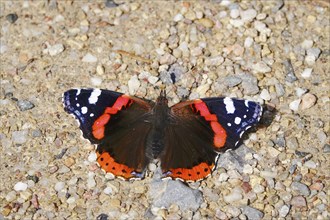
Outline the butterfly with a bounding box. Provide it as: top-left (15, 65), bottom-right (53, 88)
top-left (63, 88), bottom-right (262, 182)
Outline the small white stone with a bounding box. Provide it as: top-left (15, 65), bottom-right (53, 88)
top-left (289, 99), bottom-right (301, 111)
top-left (241, 9), bottom-right (257, 22)
top-left (260, 170), bottom-right (277, 178)
top-left (14, 182), bottom-right (28, 191)
top-left (128, 75), bottom-right (141, 95)
top-left (252, 61), bottom-right (271, 73)
top-left (301, 68), bottom-right (313, 78)
top-left (91, 77), bottom-right (102, 86)
top-left (244, 37), bottom-right (254, 48)
top-left (54, 182), bottom-right (65, 192)
top-left (103, 186), bottom-right (113, 195)
top-left (148, 75), bottom-right (159, 85)
top-left (6, 191), bottom-right (17, 202)
top-left (88, 152), bottom-right (97, 162)
top-left (196, 84), bottom-right (210, 96)
top-left (223, 188), bottom-right (243, 203)
top-left (243, 164), bottom-right (253, 174)
top-left (304, 160), bottom-right (317, 169)
top-left (230, 9), bottom-right (240, 19)
top-left (218, 173), bottom-right (229, 182)
top-left (230, 19), bottom-right (244, 27)
top-left (82, 53), bottom-right (97, 62)
top-left (96, 65), bottom-right (105, 75)
top-left (279, 205), bottom-right (290, 217)
top-left (48, 43), bottom-right (65, 56)
top-left (305, 55), bottom-right (316, 66)
top-left (301, 93), bottom-right (317, 110)
top-left (66, 197), bottom-right (76, 204)
top-left (301, 39), bottom-right (313, 49)
top-left (260, 89), bottom-right (271, 101)
top-left (295, 88), bottom-right (307, 97)
top-left (173, 13), bottom-right (184, 22)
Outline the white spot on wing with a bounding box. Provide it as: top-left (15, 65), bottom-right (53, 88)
top-left (227, 123), bottom-right (232, 127)
top-left (245, 100), bottom-right (249, 107)
top-left (89, 89), bottom-right (101, 104)
top-left (76, 89), bottom-right (81, 96)
top-left (234, 117), bottom-right (241, 125)
top-left (90, 113), bottom-right (94, 117)
top-left (81, 106), bottom-right (88, 114)
top-left (224, 97), bottom-right (235, 114)
top-left (76, 103), bottom-right (80, 107)
top-left (244, 115), bottom-right (247, 118)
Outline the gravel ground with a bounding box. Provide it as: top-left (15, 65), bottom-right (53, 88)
top-left (0, 0), bottom-right (329, 219)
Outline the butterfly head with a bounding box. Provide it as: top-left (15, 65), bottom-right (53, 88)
top-left (156, 89), bottom-right (168, 105)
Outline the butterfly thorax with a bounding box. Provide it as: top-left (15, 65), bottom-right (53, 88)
top-left (145, 95), bottom-right (170, 159)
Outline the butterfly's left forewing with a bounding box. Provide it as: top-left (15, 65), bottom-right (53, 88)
top-left (63, 89), bottom-right (153, 180)
top-left (161, 97), bottom-right (262, 182)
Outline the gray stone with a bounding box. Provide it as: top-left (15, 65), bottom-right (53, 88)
top-left (6, 13), bottom-right (18, 23)
top-left (291, 182), bottom-right (311, 197)
top-left (238, 73), bottom-right (259, 95)
top-left (275, 83), bottom-right (285, 97)
top-left (241, 206), bottom-right (264, 220)
top-left (291, 196), bottom-right (307, 207)
top-left (17, 100), bottom-right (35, 111)
top-left (12, 130), bottom-right (28, 144)
top-left (279, 204), bottom-right (290, 217)
top-left (223, 75), bottom-right (242, 87)
top-left (307, 47), bottom-right (321, 58)
top-left (283, 60), bottom-right (297, 82)
top-left (217, 145), bottom-right (255, 173)
top-left (323, 144), bottom-right (330, 153)
top-left (149, 180), bottom-right (202, 211)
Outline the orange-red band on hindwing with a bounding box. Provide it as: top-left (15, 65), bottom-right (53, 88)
top-left (92, 95), bottom-right (132, 140)
top-left (96, 152), bottom-right (135, 179)
top-left (166, 162), bottom-right (214, 181)
top-left (192, 100), bottom-right (227, 148)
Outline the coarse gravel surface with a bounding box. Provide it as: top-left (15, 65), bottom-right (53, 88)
top-left (0, 0), bottom-right (329, 219)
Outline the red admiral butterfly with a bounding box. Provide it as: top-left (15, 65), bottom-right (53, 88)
top-left (63, 89), bottom-right (262, 182)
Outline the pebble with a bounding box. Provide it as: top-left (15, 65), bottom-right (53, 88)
top-left (205, 56), bottom-right (224, 66)
top-left (173, 13), bottom-right (184, 22)
top-left (252, 61), bottom-right (271, 73)
top-left (323, 144), bottom-right (330, 153)
top-left (12, 130), bottom-right (28, 144)
top-left (6, 13), bottom-right (18, 23)
top-left (6, 191), bottom-right (17, 202)
top-left (14, 182), bottom-right (28, 191)
top-left (289, 99), bottom-right (301, 111)
top-left (279, 205), bottom-right (290, 217)
top-left (283, 60), bottom-right (297, 82)
top-left (223, 188), bottom-right (243, 203)
top-left (241, 9), bottom-right (257, 22)
top-left (82, 53), bottom-right (97, 62)
top-left (304, 160), bottom-right (317, 169)
top-left (230, 9), bottom-right (240, 19)
top-left (197, 18), bottom-right (214, 28)
top-left (17, 100), bottom-right (35, 111)
top-left (291, 182), bottom-right (310, 197)
top-left (128, 75), bottom-right (140, 95)
top-left (227, 206), bottom-right (241, 217)
top-left (241, 206), bottom-right (264, 220)
top-left (291, 196), bottom-right (307, 208)
top-left (54, 182), bottom-right (65, 192)
top-left (218, 172), bottom-right (229, 182)
top-left (301, 68), bottom-right (313, 78)
top-left (148, 76), bottom-right (159, 85)
top-left (300, 93), bottom-right (317, 110)
top-left (307, 47), bottom-right (321, 59)
top-left (295, 87), bottom-right (307, 97)
top-left (96, 65), bottom-right (105, 75)
top-left (301, 39), bottom-right (313, 49)
top-left (88, 152), bottom-right (97, 162)
top-left (48, 44), bottom-right (65, 56)
top-left (149, 181), bottom-right (202, 211)
top-left (87, 172), bottom-right (96, 189)
top-left (260, 89), bottom-right (271, 101)
top-left (310, 182), bottom-right (324, 191)
top-left (223, 75), bottom-right (242, 87)
top-left (91, 77), bottom-right (102, 86)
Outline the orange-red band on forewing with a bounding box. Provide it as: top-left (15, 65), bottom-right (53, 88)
top-left (192, 100), bottom-right (227, 148)
top-left (92, 95), bottom-right (132, 140)
top-left (166, 162), bottom-right (214, 182)
top-left (96, 152), bottom-right (136, 179)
